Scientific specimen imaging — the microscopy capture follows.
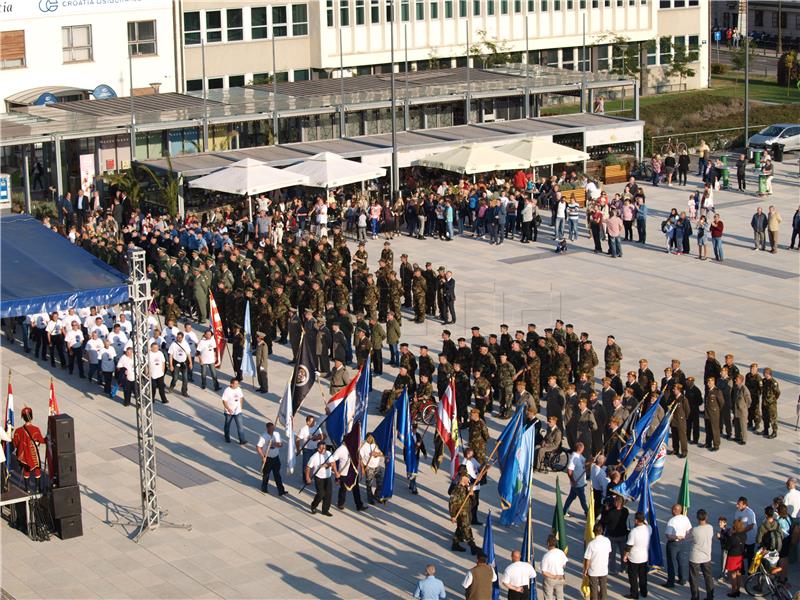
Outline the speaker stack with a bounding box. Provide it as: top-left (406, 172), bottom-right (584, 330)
top-left (47, 414), bottom-right (83, 540)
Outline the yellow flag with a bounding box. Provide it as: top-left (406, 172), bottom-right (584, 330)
top-left (581, 488), bottom-right (596, 598)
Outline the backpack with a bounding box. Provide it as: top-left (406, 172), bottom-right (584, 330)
top-left (761, 527), bottom-right (782, 553)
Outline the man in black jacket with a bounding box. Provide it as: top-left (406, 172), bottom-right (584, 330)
top-left (751, 207), bottom-right (767, 250)
top-left (736, 153), bottom-right (747, 191)
top-left (442, 271), bottom-right (456, 324)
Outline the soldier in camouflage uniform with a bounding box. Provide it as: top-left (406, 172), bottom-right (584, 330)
top-left (496, 353), bottom-right (516, 418)
top-left (565, 324), bottom-right (580, 382)
top-left (271, 284), bottom-right (291, 343)
top-left (383, 366), bottom-right (412, 412)
top-left (526, 347), bottom-right (541, 403)
top-left (745, 363), bottom-right (763, 431)
top-left (604, 335), bottom-right (623, 377)
top-left (387, 271), bottom-right (403, 322)
top-left (467, 408), bottom-right (489, 463)
top-left (412, 374), bottom-right (433, 421)
top-left (471, 368), bottom-right (492, 420)
top-left (578, 340), bottom-right (599, 381)
top-left (362, 274), bottom-right (379, 320)
top-left (436, 353), bottom-right (454, 398)
top-left (553, 345), bottom-right (572, 389)
top-left (449, 473), bottom-right (477, 553)
top-left (412, 268), bottom-right (427, 323)
top-left (761, 368), bottom-right (780, 438)
top-left (193, 263), bottom-right (212, 323)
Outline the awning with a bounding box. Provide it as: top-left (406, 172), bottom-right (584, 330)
top-left (0, 215), bottom-right (129, 318)
top-left (5, 86), bottom-right (91, 106)
top-left (497, 139), bottom-right (589, 167)
top-left (283, 151), bottom-right (386, 188)
top-left (414, 144), bottom-right (529, 175)
top-left (188, 158), bottom-right (309, 196)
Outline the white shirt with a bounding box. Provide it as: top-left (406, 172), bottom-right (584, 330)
top-left (466, 457), bottom-right (481, 490)
top-left (91, 323), bottom-right (109, 340)
top-left (100, 346), bottom-right (117, 371)
top-left (584, 535), bottom-right (612, 576)
top-left (501, 561), bottom-right (536, 588)
top-left (257, 431), bottom-right (281, 458)
top-left (82, 314), bottom-right (98, 330)
top-left (462, 566), bottom-right (498, 589)
top-left (168, 341), bottom-right (189, 364)
top-left (163, 326), bottom-right (179, 348)
top-left (32, 313), bottom-right (48, 328)
top-left (183, 330), bottom-right (200, 355)
top-left (734, 506), bottom-right (757, 545)
top-left (359, 442), bottom-right (382, 469)
top-left (65, 329), bottom-right (84, 349)
top-left (196, 338), bottom-right (217, 365)
top-left (116, 354), bottom-right (136, 382)
top-left (148, 350), bottom-right (166, 378)
top-left (117, 317), bottom-right (132, 336)
top-left (540, 548), bottom-right (567, 577)
top-left (45, 320), bottom-right (63, 336)
top-left (568, 453), bottom-right (587, 488)
top-left (331, 444), bottom-right (352, 476)
top-left (109, 331), bottom-right (129, 357)
top-left (556, 202), bottom-right (567, 219)
top-left (783, 488), bottom-right (800, 519)
top-left (590, 464), bottom-right (609, 494)
top-left (222, 386), bottom-right (243, 415)
top-left (626, 524), bottom-right (652, 564)
top-left (85, 338), bottom-right (104, 363)
top-left (666, 514), bottom-right (693, 540)
top-left (61, 313), bottom-right (81, 330)
top-left (306, 450), bottom-right (333, 478)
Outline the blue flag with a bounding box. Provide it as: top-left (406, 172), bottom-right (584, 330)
top-left (482, 511), bottom-right (501, 600)
top-left (520, 493), bottom-right (539, 600)
top-left (500, 420), bottom-right (538, 526)
top-left (620, 393), bottom-right (664, 469)
top-left (614, 405), bottom-right (673, 500)
top-left (638, 468), bottom-right (664, 568)
top-left (372, 402), bottom-right (397, 500)
top-left (326, 358), bottom-right (371, 447)
top-left (396, 388), bottom-right (418, 478)
top-left (241, 301), bottom-right (255, 377)
top-left (496, 405), bottom-right (526, 472)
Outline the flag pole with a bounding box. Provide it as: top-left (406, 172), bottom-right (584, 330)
top-left (451, 435), bottom-right (503, 522)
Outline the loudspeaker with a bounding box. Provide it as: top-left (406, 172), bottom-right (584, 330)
top-left (55, 514), bottom-right (83, 540)
top-left (48, 414), bottom-right (75, 455)
top-left (50, 485), bottom-right (81, 518)
top-left (53, 452), bottom-right (77, 487)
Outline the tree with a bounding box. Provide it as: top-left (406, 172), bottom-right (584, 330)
top-left (604, 34), bottom-right (642, 79)
top-left (103, 168), bottom-right (142, 209)
top-left (140, 157), bottom-right (181, 218)
top-left (469, 30), bottom-right (511, 69)
top-left (730, 40), bottom-right (758, 85)
top-left (665, 42), bottom-right (697, 91)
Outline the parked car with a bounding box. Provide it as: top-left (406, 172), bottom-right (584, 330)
top-left (748, 124), bottom-right (800, 152)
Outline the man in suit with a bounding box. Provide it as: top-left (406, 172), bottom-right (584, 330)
top-left (536, 415), bottom-right (563, 470)
top-left (73, 189), bottom-right (88, 230)
top-left (441, 271), bottom-right (456, 324)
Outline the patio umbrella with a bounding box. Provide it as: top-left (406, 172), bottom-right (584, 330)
top-left (283, 151), bottom-right (386, 189)
top-left (414, 144), bottom-right (529, 175)
top-left (188, 157), bottom-right (309, 196)
top-left (497, 139), bottom-right (589, 168)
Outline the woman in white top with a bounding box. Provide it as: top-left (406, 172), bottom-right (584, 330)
top-left (147, 342), bottom-right (169, 404)
top-left (46, 312), bottom-right (67, 369)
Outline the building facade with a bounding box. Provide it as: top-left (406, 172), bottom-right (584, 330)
top-left (0, 0), bottom-right (179, 111)
top-left (181, 0), bottom-right (708, 92)
top-left (712, 0), bottom-right (800, 43)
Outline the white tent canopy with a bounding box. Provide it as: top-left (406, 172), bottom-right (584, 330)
top-left (188, 157), bottom-right (309, 196)
top-left (497, 139), bottom-right (590, 168)
top-left (414, 143), bottom-right (529, 175)
top-left (283, 151), bottom-right (386, 188)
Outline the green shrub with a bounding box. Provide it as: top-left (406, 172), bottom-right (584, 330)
top-left (711, 63), bottom-right (728, 75)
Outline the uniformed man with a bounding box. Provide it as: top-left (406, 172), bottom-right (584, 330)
top-left (383, 366), bottom-right (412, 413)
top-left (472, 368), bottom-right (492, 420)
top-left (385, 312), bottom-right (401, 367)
top-left (12, 406), bottom-right (47, 492)
top-left (536, 415), bottom-right (563, 470)
top-left (399, 254), bottom-right (414, 307)
top-left (453, 362), bottom-right (472, 428)
top-left (565, 324), bottom-right (580, 381)
top-left (670, 383), bottom-right (689, 458)
top-left (193, 263), bottom-right (212, 323)
top-left (604, 335), bottom-right (622, 377)
top-left (637, 358), bottom-right (655, 391)
top-left (418, 346), bottom-right (436, 383)
top-left (744, 363), bottom-right (763, 431)
top-left (732, 374), bottom-right (751, 445)
top-left (704, 377), bottom-right (723, 451)
top-left (514, 378), bottom-right (537, 415)
top-left (467, 408), bottom-right (489, 463)
top-left (495, 353), bottom-right (516, 418)
top-left (449, 472), bottom-right (478, 554)
top-left (544, 375), bottom-right (566, 432)
top-left (436, 353), bottom-right (454, 399)
top-left (399, 343), bottom-right (417, 393)
top-left (684, 376), bottom-right (703, 445)
top-left (761, 368), bottom-right (780, 438)
top-left (553, 345), bottom-right (572, 389)
top-left (578, 340), bottom-right (598, 381)
top-left (255, 331), bottom-right (269, 394)
top-left (573, 397), bottom-right (597, 458)
top-left (412, 268), bottom-right (427, 323)
top-left (413, 374), bottom-right (433, 420)
top-left (329, 357), bottom-right (351, 396)
top-left (441, 330), bottom-right (457, 364)
top-left (369, 317), bottom-right (386, 375)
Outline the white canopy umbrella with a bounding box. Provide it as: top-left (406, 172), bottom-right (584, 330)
top-left (188, 157), bottom-right (309, 196)
top-left (414, 143), bottom-right (529, 175)
top-left (283, 151), bottom-right (386, 189)
top-left (497, 139), bottom-right (590, 168)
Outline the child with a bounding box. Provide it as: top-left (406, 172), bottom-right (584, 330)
top-left (717, 516), bottom-right (730, 582)
top-left (687, 194), bottom-right (697, 221)
top-left (662, 217), bottom-right (675, 253)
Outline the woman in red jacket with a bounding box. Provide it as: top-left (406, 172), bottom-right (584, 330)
top-left (710, 213), bottom-right (725, 262)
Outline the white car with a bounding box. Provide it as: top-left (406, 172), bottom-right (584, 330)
top-left (748, 123), bottom-right (800, 153)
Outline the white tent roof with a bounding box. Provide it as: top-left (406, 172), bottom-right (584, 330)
top-left (414, 144), bottom-right (529, 175)
top-left (188, 158), bottom-right (309, 196)
top-left (497, 138), bottom-right (589, 168)
top-left (282, 151), bottom-right (386, 188)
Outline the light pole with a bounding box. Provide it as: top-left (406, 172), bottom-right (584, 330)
top-left (271, 33), bottom-right (280, 143)
top-left (129, 45), bottom-right (136, 161)
top-left (339, 22), bottom-right (346, 138)
top-left (390, 0), bottom-right (398, 201)
top-left (201, 38), bottom-right (209, 152)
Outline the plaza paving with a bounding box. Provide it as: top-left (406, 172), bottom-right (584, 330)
top-left (1, 159), bottom-right (799, 600)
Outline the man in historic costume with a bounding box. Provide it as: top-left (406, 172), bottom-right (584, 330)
top-left (12, 407), bottom-right (46, 493)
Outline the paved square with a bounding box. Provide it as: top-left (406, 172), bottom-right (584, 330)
top-left (2, 160), bottom-right (798, 599)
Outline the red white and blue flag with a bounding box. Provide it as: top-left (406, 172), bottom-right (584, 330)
top-left (325, 357), bottom-right (370, 447)
top-left (209, 292), bottom-right (226, 363)
top-left (436, 380), bottom-right (461, 479)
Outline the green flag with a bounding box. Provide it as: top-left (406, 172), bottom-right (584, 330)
top-left (677, 458), bottom-right (690, 515)
top-left (552, 476), bottom-right (568, 554)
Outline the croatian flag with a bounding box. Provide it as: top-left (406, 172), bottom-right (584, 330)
top-left (436, 380), bottom-right (461, 479)
top-left (325, 357), bottom-right (371, 447)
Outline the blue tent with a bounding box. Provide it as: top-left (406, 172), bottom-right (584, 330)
top-left (0, 214), bottom-right (129, 318)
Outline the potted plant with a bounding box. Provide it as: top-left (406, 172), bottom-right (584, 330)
top-left (603, 153), bottom-right (628, 184)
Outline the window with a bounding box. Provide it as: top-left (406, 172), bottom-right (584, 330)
top-left (184, 12), bottom-right (200, 45)
top-left (63, 25), bottom-right (92, 62)
top-left (327, 0), bottom-right (335, 26)
top-left (474, 0), bottom-right (481, 15)
top-left (356, 0), bottom-right (366, 23)
top-left (528, 0), bottom-right (534, 10)
top-left (578, 46), bottom-right (589, 70)
top-left (553, 0), bottom-right (560, 10)
top-left (488, 0), bottom-right (495, 14)
top-left (340, 0), bottom-right (350, 25)
top-left (673, 0), bottom-right (685, 6)
top-left (229, 74), bottom-right (245, 87)
top-left (659, 0), bottom-right (669, 6)
top-left (445, 0), bottom-right (453, 17)
top-left (771, 12), bottom-right (778, 28)
top-left (617, 0), bottom-right (622, 6)
top-left (561, 47), bottom-right (574, 69)
top-left (541, 0), bottom-right (548, 10)
top-left (415, 0), bottom-right (425, 18)
top-left (401, 0), bottom-right (410, 20)
top-left (501, 0), bottom-right (509, 13)
top-left (0, 30), bottom-right (25, 69)
top-left (206, 11), bottom-right (222, 42)
top-left (208, 77), bottom-right (223, 89)
top-left (430, 0), bottom-right (439, 18)
top-left (387, 0), bottom-right (394, 20)
top-left (514, 0), bottom-right (521, 13)
top-left (592, 0), bottom-right (599, 7)
top-left (596, 44), bottom-right (609, 69)
top-left (225, 9), bottom-right (243, 41)
top-left (253, 72), bottom-right (271, 84)
top-left (754, 10), bottom-right (763, 27)
top-left (604, 0), bottom-right (610, 6)
top-left (459, 0), bottom-right (467, 16)
top-left (293, 4), bottom-right (309, 34)
top-left (646, 39), bottom-right (656, 64)
top-left (688, 0), bottom-right (697, 4)
top-left (629, 0), bottom-right (634, 5)
top-left (128, 21), bottom-right (156, 56)
top-left (186, 79), bottom-right (203, 92)
top-left (796, 14), bottom-right (800, 30)
top-left (252, 7), bottom-right (268, 38)
top-left (371, 0), bottom-right (380, 21)
top-left (688, 34), bottom-right (698, 52)
top-left (546, 49), bottom-right (558, 66)
top-left (273, 6), bottom-right (288, 36)
top-left (659, 36), bottom-right (671, 63)
top-left (579, 0), bottom-right (586, 8)
top-left (294, 69), bottom-right (310, 81)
